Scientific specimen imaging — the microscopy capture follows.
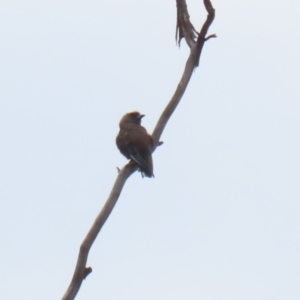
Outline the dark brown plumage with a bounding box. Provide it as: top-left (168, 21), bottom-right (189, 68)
top-left (116, 111), bottom-right (154, 178)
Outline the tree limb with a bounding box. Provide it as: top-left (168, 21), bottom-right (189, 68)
top-left (61, 1), bottom-right (215, 299)
top-left (153, 0), bottom-right (215, 145)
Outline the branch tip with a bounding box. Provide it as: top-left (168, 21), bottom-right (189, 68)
top-left (83, 267), bottom-right (92, 280)
top-left (205, 34), bottom-right (217, 41)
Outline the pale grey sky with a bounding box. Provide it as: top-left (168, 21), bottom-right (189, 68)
top-left (1, 1), bottom-right (300, 299)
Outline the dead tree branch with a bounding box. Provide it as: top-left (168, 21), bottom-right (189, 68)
top-left (62, 1), bottom-right (215, 299)
top-left (153, 0), bottom-right (215, 146)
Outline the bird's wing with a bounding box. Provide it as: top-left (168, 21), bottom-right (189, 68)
top-left (128, 148), bottom-right (150, 170)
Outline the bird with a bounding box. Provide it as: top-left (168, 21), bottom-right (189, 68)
top-left (116, 111), bottom-right (154, 178)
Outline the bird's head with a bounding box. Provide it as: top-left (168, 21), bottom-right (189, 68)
top-left (119, 111), bottom-right (145, 127)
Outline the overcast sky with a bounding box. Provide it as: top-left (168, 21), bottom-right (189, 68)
top-left (1, 0), bottom-right (300, 299)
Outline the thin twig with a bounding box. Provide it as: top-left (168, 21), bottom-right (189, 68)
top-left (205, 33), bottom-right (217, 41)
top-left (176, 0), bottom-right (197, 47)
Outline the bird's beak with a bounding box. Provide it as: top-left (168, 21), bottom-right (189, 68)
top-left (137, 114), bottom-right (145, 119)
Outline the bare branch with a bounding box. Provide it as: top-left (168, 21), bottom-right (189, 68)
top-left (152, 0), bottom-right (215, 145)
top-left (62, 163), bottom-right (137, 300)
top-left (152, 52), bottom-right (196, 147)
top-left (62, 1), bottom-right (215, 299)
